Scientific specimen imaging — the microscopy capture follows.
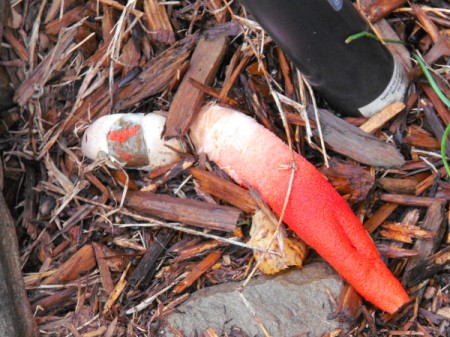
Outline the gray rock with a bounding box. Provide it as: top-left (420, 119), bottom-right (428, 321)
top-left (163, 262), bottom-right (345, 337)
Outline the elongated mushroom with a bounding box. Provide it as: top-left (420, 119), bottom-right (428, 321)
top-left (190, 105), bottom-right (409, 314)
top-left (82, 106), bottom-right (410, 313)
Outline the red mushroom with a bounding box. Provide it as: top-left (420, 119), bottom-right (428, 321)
top-left (82, 105), bottom-right (410, 313)
top-left (190, 105), bottom-right (409, 314)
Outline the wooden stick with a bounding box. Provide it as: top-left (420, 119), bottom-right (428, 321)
top-left (31, 287), bottom-right (77, 313)
top-left (115, 190), bottom-right (241, 232)
top-left (379, 194), bottom-right (447, 207)
top-left (0, 193), bottom-right (39, 337)
top-left (188, 78), bottom-right (239, 106)
top-left (142, 157), bottom-right (196, 192)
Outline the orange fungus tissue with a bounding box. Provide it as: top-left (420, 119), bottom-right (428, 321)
top-left (190, 105), bottom-right (409, 314)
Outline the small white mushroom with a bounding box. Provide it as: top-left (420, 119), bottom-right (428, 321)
top-left (81, 113), bottom-right (183, 170)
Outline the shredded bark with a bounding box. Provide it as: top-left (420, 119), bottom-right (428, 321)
top-left (0, 0), bottom-right (449, 336)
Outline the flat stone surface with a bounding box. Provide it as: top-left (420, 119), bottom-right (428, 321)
top-left (163, 262), bottom-right (345, 337)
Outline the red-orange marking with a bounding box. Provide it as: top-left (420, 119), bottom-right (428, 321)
top-left (107, 125), bottom-right (141, 143)
top-left (118, 151), bottom-right (133, 162)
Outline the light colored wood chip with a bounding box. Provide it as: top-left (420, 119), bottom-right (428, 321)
top-left (360, 101), bottom-right (405, 133)
top-left (43, 245), bottom-right (96, 285)
top-left (103, 263), bottom-right (131, 314)
top-left (144, 0), bottom-right (174, 44)
top-left (174, 251), bottom-right (222, 293)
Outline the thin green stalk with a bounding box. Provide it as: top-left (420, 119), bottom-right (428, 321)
top-left (345, 31), bottom-right (406, 45)
top-left (412, 53), bottom-right (450, 178)
top-left (441, 122), bottom-right (450, 178)
top-left (412, 53), bottom-right (450, 108)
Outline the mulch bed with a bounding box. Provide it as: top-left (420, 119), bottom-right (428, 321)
top-left (1, 0), bottom-right (449, 336)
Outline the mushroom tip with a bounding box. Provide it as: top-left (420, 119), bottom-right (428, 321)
top-left (81, 124), bottom-right (100, 159)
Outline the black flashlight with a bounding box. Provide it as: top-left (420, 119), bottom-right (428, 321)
top-left (239, 0), bottom-right (408, 117)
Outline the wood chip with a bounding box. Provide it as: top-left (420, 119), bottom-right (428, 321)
top-left (335, 284), bottom-right (362, 322)
top-left (359, 102), bottom-right (405, 133)
top-left (116, 190), bottom-right (241, 232)
top-left (176, 240), bottom-right (225, 261)
top-left (81, 326), bottom-right (107, 337)
top-left (42, 245), bottom-right (96, 285)
top-left (380, 194), bottom-right (447, 207)
top-left (361, 0), bottom-right (407, 22)
top-left (376, 244), bottom-right (419, 259)
top-left (103, 263), bottom-right (131, 314)
top-left (14, 26), bottom-right (77, 106)
top-left (307, 107), bottom-right (405, 167)
top-left (379, 178), bottom-right (418, 195)
top-left (402, 245), bottom-right (450, 287)
top-left (423, 85), bottom-right (450, 125)
top-left (142, 156), bottom-right (196, 192)
top-left (320, 159), bottom-right (375, 204)
top-left (92, 242), bottom-right (114, 294)
top-left (190, 167), bottom-right (258, 214)
top-left (98, 0), bottom-right (144, 18)
top-left (364, 202), bottom-right (399, 233)
top-left (143, 0), bottom-right (174, 44)
top-left (103, 317), bottom-right (118, 337)
top-left (165, 34), bottom-right (229, 138)
top-left (45, 6), bottom-right (92, 35)
top-left (403, 203), bottom-right (447, 286)
top-left (3, 27), bottom-right (29, 61)
top-left (173, 250), bottom-right (222, 293)
top-left (404, 125), bottom-right (441, 150)
top-left (380, 222), bottom-right (436, 243)
top-left (129, 230), bottom-right (173, 288)
top-left (382, 222), bottom-right (436, 239)
top-left (206, 0), bottom-right (228, 23)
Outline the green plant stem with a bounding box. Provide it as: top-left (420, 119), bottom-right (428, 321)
top-left (345, 31), bottom-right (406, 45)
top-left (441, 123), bottom-right (450, 178)
top-left (412, 53), bottom-right (450, 178)
top-left (412, 53), bottom-right (450, 108)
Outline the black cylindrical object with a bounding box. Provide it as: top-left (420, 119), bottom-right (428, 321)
top-left (239, 0), bottom-right (408, 117)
